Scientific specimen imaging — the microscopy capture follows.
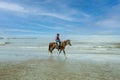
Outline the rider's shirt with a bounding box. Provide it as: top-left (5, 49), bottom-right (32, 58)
top-left (56, 36), bottom-right (60, 42)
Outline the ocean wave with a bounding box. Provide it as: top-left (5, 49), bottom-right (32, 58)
top-left (69, 45), bottom-right (119, 51)
top-left (0, 42), bottom-right (10, 45)
top-left (19, 46), bottom-right (47, 49)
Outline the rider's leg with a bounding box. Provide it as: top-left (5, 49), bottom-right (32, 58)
top-left (56, 41), bottom-right (59, 49)
top-left (58, 42), bottom-right (61, 49)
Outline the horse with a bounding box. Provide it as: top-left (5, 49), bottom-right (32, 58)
top-left (48, 40), bottom-right (72, 57)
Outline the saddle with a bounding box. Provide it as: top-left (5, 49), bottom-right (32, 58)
top-left (56, 42), bottom-right (61, 50)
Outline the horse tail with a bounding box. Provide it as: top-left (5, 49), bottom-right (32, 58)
top-left (48, 43), bottom-right (51, 52)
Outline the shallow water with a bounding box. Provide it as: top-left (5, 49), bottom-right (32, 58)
top-left (0, 36), bottom-right (120, 62)
top-left (0, 55), bottom-right (120, 80)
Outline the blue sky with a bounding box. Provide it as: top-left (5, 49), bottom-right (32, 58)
top-left (0, 0), bottom-right (120, 36)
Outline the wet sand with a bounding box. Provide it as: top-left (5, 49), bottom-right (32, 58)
top-left (0, 54), bottom-right (120, 80)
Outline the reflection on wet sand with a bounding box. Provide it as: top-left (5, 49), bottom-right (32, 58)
top-left (0, 55), bottom-right (120, 80)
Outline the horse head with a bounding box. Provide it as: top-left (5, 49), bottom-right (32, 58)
top-left (66, 40), bottom-right (72, 46)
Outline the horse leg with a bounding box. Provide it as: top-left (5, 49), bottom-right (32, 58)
top-left (49, 48), bottom-right (53, 56)
top-left (59, 49), bottom-right (62, 56)
top-left (63, 49), bottom-right (67, 58)
top-left (51, 47), bottom-right (55, 53)
top-left (49, 44), bottom-right (53, 54)
top-left (49, 47), bottom-right (54, 56)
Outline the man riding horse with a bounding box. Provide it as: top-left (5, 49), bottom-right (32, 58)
top-left (49, 34), bottom-right (72, 57)
top-left (55, 33), bottom-right (61, 51)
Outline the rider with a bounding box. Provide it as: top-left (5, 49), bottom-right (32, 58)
top-left (55, 33), bottom-right (61, 50)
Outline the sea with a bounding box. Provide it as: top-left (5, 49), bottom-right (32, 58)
top-left (0, 35), bottom-right (120, 62)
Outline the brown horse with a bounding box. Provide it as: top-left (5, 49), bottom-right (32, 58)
top-left (48, 40), bottom-right (72, 57)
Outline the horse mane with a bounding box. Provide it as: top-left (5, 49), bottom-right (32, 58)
top-left (63, 39), bottom-right (70, 45)
top-left (64, 39), bottom-right (70, 42)
top-left (64, 39), bottom-right (70, 43)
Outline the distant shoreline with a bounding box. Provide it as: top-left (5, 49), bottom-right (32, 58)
top-left (0, 37), bottom-right (4, 39)
top-left (7, 37), bottom-right (37, 39)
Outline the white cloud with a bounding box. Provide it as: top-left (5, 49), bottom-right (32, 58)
top-left (96, 30), bottom-right (117, 35)
top-left (0, 2), bottom-right (27, 12)
top-left (96, 3), bottom-right (120, 28)
top-left (96, 19), bottom-right (120, 28)
top-left (26, 22), bottom-right (65, 30)
top-left (0, 1), bottom-right (90, 22)
top-left (37, 12), bottom-right (74, 21)
top-left (36, 24), bottom-right (64, 30)
top-left (4, 28), bottom-right (44, 34)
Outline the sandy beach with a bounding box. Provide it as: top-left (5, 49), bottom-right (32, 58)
top-left (0, 53), bottom-right (120, 80)
top-left (0, 36), bottom-right (120, 80)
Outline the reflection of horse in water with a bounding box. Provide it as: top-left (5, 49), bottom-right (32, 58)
top-left (48, 40), bottom-right (72, 57)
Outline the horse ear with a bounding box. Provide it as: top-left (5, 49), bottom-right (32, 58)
top-left (68, 39), bottom-right (70, 41)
